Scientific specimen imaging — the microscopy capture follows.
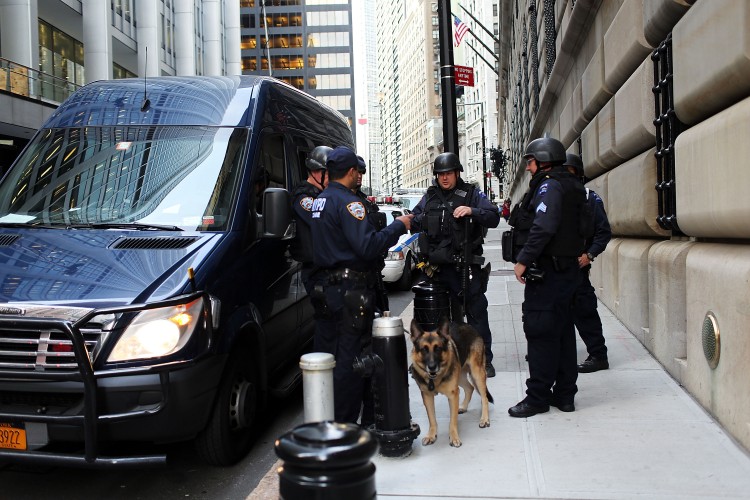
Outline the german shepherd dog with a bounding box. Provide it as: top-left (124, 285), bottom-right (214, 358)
top-left (409, 317), bottom-right (494, 447)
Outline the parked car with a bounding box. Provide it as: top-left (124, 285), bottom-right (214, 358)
top-left (0, 75), bottom-right (354, 468)
top-left (377, 205), bottom-right (419, 290)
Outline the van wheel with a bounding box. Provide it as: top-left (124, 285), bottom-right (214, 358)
top-left (396, 253), bottom-right (413, 291)
top-left (196, 349), bottom-right (259, 466)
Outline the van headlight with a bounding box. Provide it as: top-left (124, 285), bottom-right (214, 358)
top-left (107, 297), bottom-right (205, 362)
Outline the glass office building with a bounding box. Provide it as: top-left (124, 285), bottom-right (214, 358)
top-left (239, 0), bottom-right (355, 135)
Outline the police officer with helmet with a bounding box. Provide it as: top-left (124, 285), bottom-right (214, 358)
top-left (411, 152), bottom-right (501, 377)
top-left (290, 145), bottom-right (331, 294)
top-left (507, 137), bottom-right (588, 418)
top-left (311, 146), bottom-right (413, 424)
top-left (564, 153), bottom-right (612, 373)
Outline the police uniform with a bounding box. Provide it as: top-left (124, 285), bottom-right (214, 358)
top-left (355, 188), bottom-right (390, 313)
top-left (411, 177), bottom-right (500, 366)
top-left (290, 179), bottom-right (323, 294)
top-left (311, 149), bottom-right (407, 424)
top-left (511, 166), bottom-right (586, 412)
top-left (573, 188), bottom-right (612, 371)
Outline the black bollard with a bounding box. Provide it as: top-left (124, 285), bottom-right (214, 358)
top-left (354, 316), bottom-right (420, 457)
top-left (412, 279), bottom-right (451, 330)
top-left (275, 421), bottom-right (378, 500)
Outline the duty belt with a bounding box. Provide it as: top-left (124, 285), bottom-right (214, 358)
top-left (325, 268), bottom-right (377, 286)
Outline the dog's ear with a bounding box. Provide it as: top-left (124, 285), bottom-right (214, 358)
top-left (409, 319), bottom-right (424, 341)
top-left (437, 317), bottom-right (451, 339)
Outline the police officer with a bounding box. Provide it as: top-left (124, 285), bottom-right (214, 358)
top-left (311, 146), bottom-right (412, 424)
top-left (564, 153), bottom-right (612, 373)
top-left (508, 137), bottom-right (587, 418)
top-left (290, 145), bottom-right (330, 294)
top-left (354, 155), bottom-right (390, 314)
top-left (411, 152), bottom-right (501, 377)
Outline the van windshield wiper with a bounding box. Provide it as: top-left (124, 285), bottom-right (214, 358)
top-left (67, 222), bottom-right (184, 231)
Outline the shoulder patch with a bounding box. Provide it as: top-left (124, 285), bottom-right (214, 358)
top-left (538, 183), bottom-right (549, 196)
top-left (299, 196), bottom-right (314, 211)
top-left (347, 201), bottom-right (366, 220)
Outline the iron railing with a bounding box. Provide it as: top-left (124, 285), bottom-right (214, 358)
top-left (0, 57), bottom-right (80, 105)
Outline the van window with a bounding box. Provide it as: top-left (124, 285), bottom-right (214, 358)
top-left (254, 133), bottom-right (287, 213)
top-left (0, 126), bottom-right (248, 231)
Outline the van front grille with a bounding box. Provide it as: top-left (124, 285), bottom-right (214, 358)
top-left (0, 327), bottom-right (102, 371)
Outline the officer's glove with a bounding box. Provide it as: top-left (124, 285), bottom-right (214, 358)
top-left (416, 261), bottom-right (439, 278)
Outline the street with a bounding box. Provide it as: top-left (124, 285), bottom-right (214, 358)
top-left (0, 285), bottom-right (416, 500)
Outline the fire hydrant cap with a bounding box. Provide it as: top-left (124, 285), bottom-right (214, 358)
top-left (372, 316), bottom-right (405, 337)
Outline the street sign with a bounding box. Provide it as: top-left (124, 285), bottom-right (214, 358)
top-left (454, 65), bottom-right (474, 87)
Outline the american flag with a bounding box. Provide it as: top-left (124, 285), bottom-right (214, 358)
top-left (453, 15), bottom-right (469, 47)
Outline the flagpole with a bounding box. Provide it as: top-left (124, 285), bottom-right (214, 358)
top-left (437, 0), bottom-right (459, 155)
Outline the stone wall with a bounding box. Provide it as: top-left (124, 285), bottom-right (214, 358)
top-left (504, 0), bottom-right (750, 450)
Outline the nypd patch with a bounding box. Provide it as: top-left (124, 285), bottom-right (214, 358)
top-left (299, 196), bottom-right (314, 211)
top-left (347, 202), bottom-right (366, 220)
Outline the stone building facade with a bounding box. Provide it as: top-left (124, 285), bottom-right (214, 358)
top-left (502, 0), bottom-right (750, 450)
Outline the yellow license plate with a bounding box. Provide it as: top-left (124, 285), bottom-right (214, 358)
top-left (0, 422), bottom-right (27, 450)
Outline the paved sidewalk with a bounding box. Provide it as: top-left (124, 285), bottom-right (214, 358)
top-left (250, 223), bottom-right (750, 499)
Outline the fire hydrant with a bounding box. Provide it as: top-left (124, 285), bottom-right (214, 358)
top-left (353, 316), bottom-right (420, 457)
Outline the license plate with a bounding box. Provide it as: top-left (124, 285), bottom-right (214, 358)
top-left (0, 422), bottom-right (27, 450)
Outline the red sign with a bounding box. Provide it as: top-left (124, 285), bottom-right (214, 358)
top-left (454, 65), bottom-right (475, 87)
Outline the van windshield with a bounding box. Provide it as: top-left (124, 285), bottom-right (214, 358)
top-left (0, 126), bottom-right (248, 231)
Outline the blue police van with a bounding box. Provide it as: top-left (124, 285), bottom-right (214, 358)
top-left (0, 76), bottom-right (354, 467)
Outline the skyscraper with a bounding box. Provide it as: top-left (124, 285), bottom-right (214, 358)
top-left (239, 0), bottom-right (356, 137)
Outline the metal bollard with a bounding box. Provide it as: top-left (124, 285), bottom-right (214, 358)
top-left (353, 316), bottom-right (420, 457)
top-left (412, 278), bottom-right (451, 330)
top-left (275, 421), bottom-right (378, 500)
top-left (299, 352), bottom-right (336, 423)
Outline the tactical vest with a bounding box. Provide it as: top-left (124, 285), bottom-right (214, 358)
top-left (510, 169), bottom-right (586, 258)
top-left (289, 182), bottom-right (321, 264)
top-left (421, 181), bottom-right (483, 265)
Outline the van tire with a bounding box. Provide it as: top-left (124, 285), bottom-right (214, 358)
top-left (196, 347), bottom-right (259, 465)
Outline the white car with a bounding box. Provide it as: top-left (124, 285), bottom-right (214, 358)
top-left (377, 204), bottom-right (420, 290)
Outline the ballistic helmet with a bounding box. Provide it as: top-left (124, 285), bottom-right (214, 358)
top-left (433, 152), bottom-right (463, 173)
top-left (523, 137), bottom-right (566, 165)
top-left (563, 153), bottom-right (584, 177)
top-left (306, 145), bottom-right (332, 171)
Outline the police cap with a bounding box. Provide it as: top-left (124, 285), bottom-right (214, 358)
top-left (306, 145), bottom-right (332, 171)
top-left (563, 153), bottom-right (584, 177)
top-left (433, 152), bottom-right (463, 173)
top-left (326, 146), bottom-right (359, 174)
top-left (523, 137), bottom-right (566, 165)
top-left (356, 155), bottom-right (367, 174)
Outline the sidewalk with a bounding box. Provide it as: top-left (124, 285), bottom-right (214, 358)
top-left (250, 223), bottom-right (750, 499)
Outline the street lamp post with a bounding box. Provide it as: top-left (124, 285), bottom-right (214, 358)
top-left (461, 101), bottom-right (488, 194)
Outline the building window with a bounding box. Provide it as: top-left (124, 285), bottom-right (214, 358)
top-left (38, 20), bottom-right (85, 100)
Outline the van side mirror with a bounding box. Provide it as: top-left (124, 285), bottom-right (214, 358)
top-left (260, 188), bottom-right (292, 239)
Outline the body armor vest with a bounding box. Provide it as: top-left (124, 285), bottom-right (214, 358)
top-left (422, 181), bottom-right (483, 264)
top-left (509, 169), bottom-right (586, 258)
top-left (289, 181), bottom-right (321, 264)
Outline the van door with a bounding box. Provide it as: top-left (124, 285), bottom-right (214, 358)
top-left (246, 131), bottom-right (299, 370)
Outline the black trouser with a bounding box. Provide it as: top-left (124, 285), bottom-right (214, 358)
top-left (572, 267), bottom-right (607, 359)
top-left (522, 258), bottom-right (580, 407)
top-left (434, 264), bottom-right (493, 364)
top-left (314, 274), bottom-right (376, 424)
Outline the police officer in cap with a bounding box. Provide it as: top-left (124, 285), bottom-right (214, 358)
top-left (564, 153), bottom-right (612, 373)
top-left (354, 155), bottom-right (390, 314)
top-left (411, 152), bottom-right (500, 377)
top-left (311, 146), bottom-right (413, 424)
top-left (508, 137), bottom-right (587, 417)
top-left (290, 145), bottom-right (331, 294)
